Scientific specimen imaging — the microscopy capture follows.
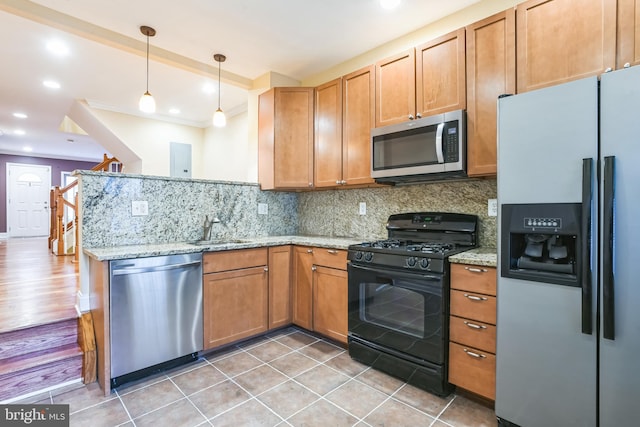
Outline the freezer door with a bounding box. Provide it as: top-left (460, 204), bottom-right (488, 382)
top-left (496, 77), bottom-right (598, 427)
top-left (599, 66), bottom-right (640, 426)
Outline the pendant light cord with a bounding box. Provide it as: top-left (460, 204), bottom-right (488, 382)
top-left (145, 34), bottom-right (150, 93)
top-left (217, 60), bottom-right (221, 109)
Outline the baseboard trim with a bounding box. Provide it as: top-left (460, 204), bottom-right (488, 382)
top-left (0, 378), bottom-right (82, 404)
top-left (0, 233), bottom-right (7, 239)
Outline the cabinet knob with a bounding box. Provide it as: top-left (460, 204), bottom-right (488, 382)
top-left (624, 63), bottom-right (631, 69)
top-left (307, 249), bottom-right (314, 254)
top-left (308, 183), bottom-right (313, 187)
top-left (336, 180), bottom-right (342, 185)
top-left (311, 265), bottom-right (317, 271)
top-left (416, 113), bottom-right (422, 119)
top-left (465, 266), bottom-right (488, 273)
top-left (341, 180), bottom-right (347, 185)
top-left (604, 67), bottom-right (613, 73)
top-left (408, 114), bottom-right (415, 120)
top-left (264, 266), bottom-right (269, 272)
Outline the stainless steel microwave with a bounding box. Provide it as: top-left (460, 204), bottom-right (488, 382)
top-left (371, 109), bottom-right (466, 184)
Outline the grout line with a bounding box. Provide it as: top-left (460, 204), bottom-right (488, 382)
top-left (431, 394), bottom-right (457, 426)
top-left (167, 377), bottom-right (213, 426)
top-left (114, 389), bottom-right (136, 427)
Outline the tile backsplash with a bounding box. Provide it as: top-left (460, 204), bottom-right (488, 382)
top-left (297, 179), bottom-right (497, 248)
top-left (79, 171), bottom-right (496, 249)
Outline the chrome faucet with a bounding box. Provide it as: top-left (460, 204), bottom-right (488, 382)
top-left (203, 215), bottom-right (221, 241)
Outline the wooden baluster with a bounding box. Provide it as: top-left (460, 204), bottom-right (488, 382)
top-left (74, 192), bottom-right (79, 263)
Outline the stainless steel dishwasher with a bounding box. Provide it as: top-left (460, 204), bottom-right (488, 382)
top-left (109, 253), bottom-right (203, 387)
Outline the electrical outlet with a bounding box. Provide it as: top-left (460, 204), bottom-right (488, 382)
top-left (131, 200), bottom-right (149, 216)
top-left (359, 202), bottom-right (367, 215)
top-left (258, 203), bottom-right (268, 215)
top-left (488, 199), bottom-right (498, 217)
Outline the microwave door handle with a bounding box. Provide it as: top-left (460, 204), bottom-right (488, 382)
top-left (435, 123), bottom-right (445, 163)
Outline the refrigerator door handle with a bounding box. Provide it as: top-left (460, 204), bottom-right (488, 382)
top-left (603, 156), bottom-right (616, 340)
top-left (581, 158), bottom-right (593, 335)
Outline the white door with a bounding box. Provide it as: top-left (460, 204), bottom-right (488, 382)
top-left (7, 163), bottom-right (51, 237)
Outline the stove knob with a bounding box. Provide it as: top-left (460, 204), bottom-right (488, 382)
top-left (364, 252), bottom-right (373, 262)
top-left (419, 258), bottom-right (430, 270)
top-left (406, 257), bottom-right (417, 268)
top-left (354, 251), bottom-right (363, 261)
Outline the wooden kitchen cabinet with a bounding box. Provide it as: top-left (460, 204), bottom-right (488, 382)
top-left (516, 0), bottom-right (617, 93)
top-left (292, 246), bottom-right (348, 344)
top-left (448, 263), bottom-right (497, 400)
top-left (258, 87), bottom-right (314, 190)
top-left (375, 29), bottom-right (466, 127)
top-left (203, 248), bottom-right (269, 349)
top-left (292, 246), bottom-right (314, 330)
top-left (314, 66), bottom-right (376, 188)
top-left (268, 245), bottom-right (292, 330)
top-left (465, 10), bottom-right (515, 177)
top-left (342, 65), bottom-right (376, 186)
top-left (616, 0), bottom-right (640, 68)
top-left (314, 78), bottom-right (343, 188)
top-left (415, 28), bottom-right (466, 117)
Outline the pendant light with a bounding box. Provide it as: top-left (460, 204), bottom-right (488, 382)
top-left (139, 26), bottom-right (156, 113)
top-left (213, 53), bottom-right (226, 127)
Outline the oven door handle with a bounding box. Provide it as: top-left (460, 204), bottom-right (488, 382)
top-left (349, 263), bottom-right (442, 282)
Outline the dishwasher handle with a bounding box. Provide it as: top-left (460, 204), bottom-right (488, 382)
top-left (112, 260), bottom-right (202, 276)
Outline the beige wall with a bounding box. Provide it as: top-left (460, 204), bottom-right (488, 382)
top-left (202, 111), bottom-right (255, 182)
top-left (90, 109), bottom-right (205, 177)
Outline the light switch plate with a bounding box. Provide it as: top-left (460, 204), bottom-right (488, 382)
top-left (488, 199), bottom-right (498, 217)
top-left (258, 203), bottom-right (268, 215)
top-left (132, 200), bottom-right (149, 216)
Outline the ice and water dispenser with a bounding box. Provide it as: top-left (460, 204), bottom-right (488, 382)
top-left (501, 203), bottom-right (582, 287)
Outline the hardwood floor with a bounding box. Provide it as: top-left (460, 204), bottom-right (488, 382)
top-left (0, 237), bottom-right (78, 334)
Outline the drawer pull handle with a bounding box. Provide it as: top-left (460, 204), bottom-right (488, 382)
top-left (327, 249), bottom-right (338, 254)
top-left (465, 267), bottom-right (488, 273)
top-left (464, 321), bottom-right (487, 330)
top-left (307, 249), bottom-right (314, 254)
top-left (464, 294), bottom-right (488, 301)
top-left (463, 348), bottom-right (486, 359)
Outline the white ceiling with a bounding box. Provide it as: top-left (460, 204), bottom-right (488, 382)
top-left (0, 0), bottom-right (479, 162)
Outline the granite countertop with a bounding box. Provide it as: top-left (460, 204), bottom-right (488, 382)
top-left (83, 235), bottom-right (363, 261)
top-left (449, 247), bottom-right (497, 267)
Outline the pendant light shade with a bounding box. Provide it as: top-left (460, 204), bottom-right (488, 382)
top-left (139, 26), bottom-right (156, 113)
top-left (213, 53), bottom-right (226, 127)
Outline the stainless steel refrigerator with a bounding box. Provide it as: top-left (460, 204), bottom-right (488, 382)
top-left (496, 65), bottom-right (640, 427)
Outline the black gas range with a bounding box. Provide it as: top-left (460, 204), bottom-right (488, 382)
top-left (347, 212), bottom-right (478, 272)
top-left (347, 212), bottom-right (478, 397)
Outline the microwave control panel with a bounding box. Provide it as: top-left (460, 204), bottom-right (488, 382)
top-left (444, 123), bottom-right (459, 163)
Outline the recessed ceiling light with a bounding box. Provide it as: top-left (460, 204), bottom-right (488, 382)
top-left (23, 146), bottom-right (33, 152)
top-left (202, 83), bottom-right (216, 95)
top-left (46, 40), bottom-right (70, 56)
top-left (43, 80), bottom-right (61, 89)
top-left (169, 108), bottom-right (181, 114)
top-left (14, 129), bottom-right (26, 136)
top-left (13, 112), bottom-right (28, 119)
top-left (380, 0), bottom-right (401, 9)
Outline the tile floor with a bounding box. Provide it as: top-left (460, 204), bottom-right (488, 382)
top-left (20, 327), bottom-right (497, 427)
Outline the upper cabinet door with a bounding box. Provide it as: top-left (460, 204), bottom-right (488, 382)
top-left (466, 10), bottom-right (516, 177)
top-left (314, 78), bottom-right (343, 188)
top-left (416, 28), bottom-right (467, 117)
top-left (616, 0), bottom-right (640, 68)
top-left (375, 49), bottom-right (416, 127)
top-left (342, 65), bottom-right (375, 186)
top-left (516, 0), bottom-right (617, 93)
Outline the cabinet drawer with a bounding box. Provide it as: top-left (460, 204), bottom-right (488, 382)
top-left (449, 315), bottom-right (496, 354)
top-left (450, 290), bottom-right (496, 325)
top-left (450, 263), bottom-right (496, 295)
top-left (312, 248), bottom-right (348, 270)
top-left (448, 342), bottom-right (496, 400)
top-left (203, 248), bottom-right (268, 274)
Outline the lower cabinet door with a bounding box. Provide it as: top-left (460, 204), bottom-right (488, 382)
top-left (312, 265), bottom-right (348, 344)
top-left (203, 266), bottom-right (268, 349)
top-left (448, 342), bottom-right (496, 400)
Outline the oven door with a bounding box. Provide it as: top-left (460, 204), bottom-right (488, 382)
top-left (348, 263), bottom-right (447, 364)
